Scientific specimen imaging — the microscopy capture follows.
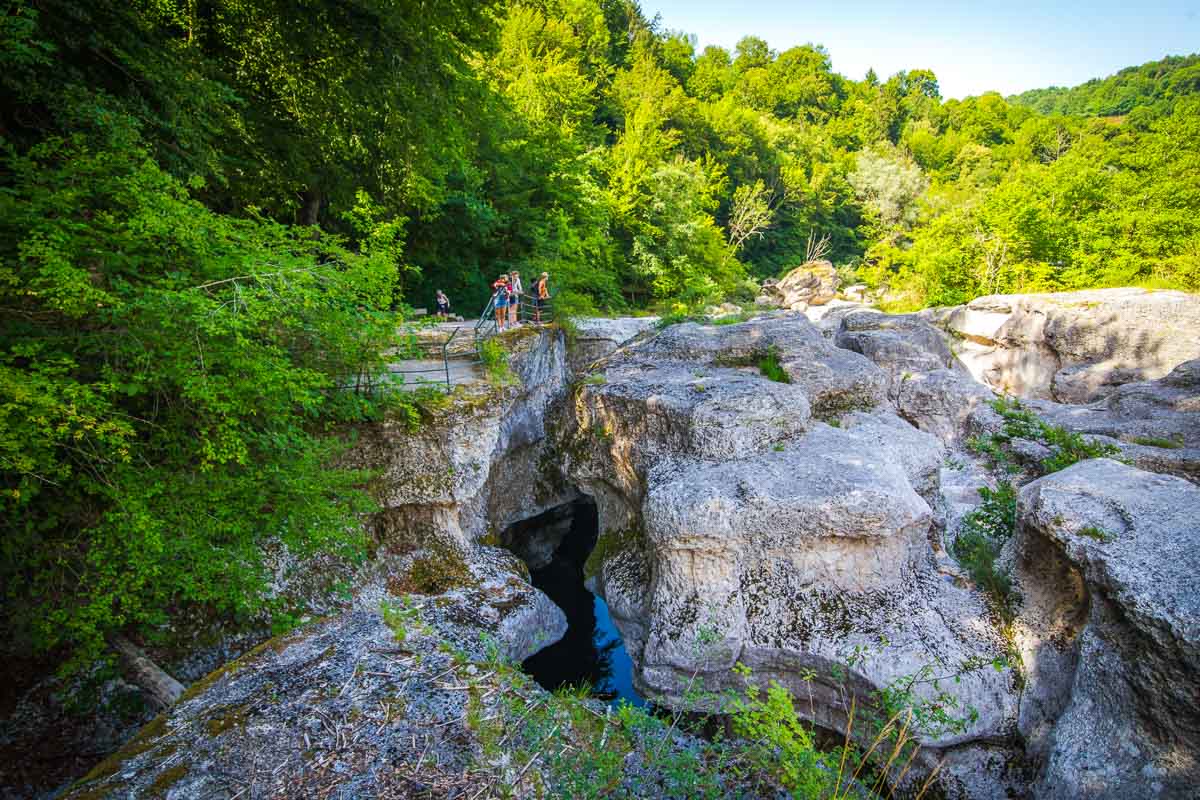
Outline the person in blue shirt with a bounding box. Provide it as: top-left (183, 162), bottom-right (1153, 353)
top-left (492, 276), bottom-right (510, 332)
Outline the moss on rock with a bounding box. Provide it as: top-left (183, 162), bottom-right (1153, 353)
top-left (583, 526), bottom-right (645, 582)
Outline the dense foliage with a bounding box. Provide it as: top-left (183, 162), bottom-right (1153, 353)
top-left (1009, 54), bottom-right (1200, 117)
top-left (0, 0), bottom-right (489, 669)
top-left (1, 0), bottom-right (1198, 669)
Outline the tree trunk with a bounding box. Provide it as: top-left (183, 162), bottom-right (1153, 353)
top-left (300, 186), bottom-right (322, 226)
top-left (111, 635), bottom-right (185, 709)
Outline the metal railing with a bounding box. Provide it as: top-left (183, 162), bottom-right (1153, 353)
top-left (385, 324), bottom-right (468, 391)
top-left (474, 293), bottom-right (554, 344)
top-left (382, 292), bottom-right (556, 392)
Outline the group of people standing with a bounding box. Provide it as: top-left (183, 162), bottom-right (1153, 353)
top-left (431, 271), bottom-right (550, 330)
top-left (491, 270), bottom-right (549, 332)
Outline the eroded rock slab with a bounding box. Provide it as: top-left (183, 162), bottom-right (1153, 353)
top-left (924, 288), bottom-right (1200, 403)
top-left (62, 547), bottom-right (566, 800)
top-left (1026, 359), bottom-right (1200, 483)
top-left (1015, 459), bottom-right (1200, 799)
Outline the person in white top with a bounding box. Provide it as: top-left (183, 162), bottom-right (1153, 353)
top-left (508, 271), bottom-right (523, 326)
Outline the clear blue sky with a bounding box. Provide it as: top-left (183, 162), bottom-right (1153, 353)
top-left (642, 1), bottom-right (1200, 99)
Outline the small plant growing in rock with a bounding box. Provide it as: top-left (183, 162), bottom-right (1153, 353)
top-left (967, 434), bottom-right (1017, 473)
top-left (381, 597), bottom-right (422, 642)
top-left (953, 481), bottom-right (1019, 620)
top-left (980, 396), bottom-right (1122, 475)
top-left (757, 345), bottom-right (791, 383)
top-left (478, 338), bottom-right (516, 386)
top-left (1130, 435), bottom-right (1183, 449)
top-left (1078, 525), bottom-right (1114, 542)
top-left (582, 373), bottom-right (606, 385)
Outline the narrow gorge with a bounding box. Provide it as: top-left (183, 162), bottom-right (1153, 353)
top-left (47, 288), bottom-right (1200, 799)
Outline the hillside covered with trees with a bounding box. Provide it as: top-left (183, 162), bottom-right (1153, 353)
top-left (1009, 54), bottom-right (1200, 117)
top-left (2, 0), bottom-right (1199, 679)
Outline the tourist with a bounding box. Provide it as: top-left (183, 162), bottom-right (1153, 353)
top-left (492, 275), bottom-right (509, 332)
top-left (534, 271), bottom-right (550, 323)
top-left (435, 289), bottom-right (450, 319)
top-left (509, 271), bottom-right (522, 326)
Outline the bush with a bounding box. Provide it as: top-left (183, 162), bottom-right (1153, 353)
top-left (0, 128), bottom-right (394, 671)
top-left (478, 338), bottom-right (516, 386)
top-left (977, 396), bottom-right (1122, 475)
top-left (953, 482), bottom-right (1018, 619)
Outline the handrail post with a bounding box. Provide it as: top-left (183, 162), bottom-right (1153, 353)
top-left (441, 325), bottom-right (459, 391)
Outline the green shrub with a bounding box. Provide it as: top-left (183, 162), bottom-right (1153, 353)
top-left (729, 680), bottom-right (836, 798)
top-left (0, 132), bottom-right (392, 670)
top-left (477, 338), bottom-right (516, 386)
top-left (953, 482), bottom-right (1019, 620)
top-left (1038, 424), bottom-right (1122, 473)
top-left (978, 396), bottom-right (1122, 475)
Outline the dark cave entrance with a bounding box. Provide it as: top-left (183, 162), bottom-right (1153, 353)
top-left (503, 498), bottom-right (645, 708)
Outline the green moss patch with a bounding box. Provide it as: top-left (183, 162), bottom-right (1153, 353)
top-left (1130, 435), bottom-right (1184, 449)
top-left (203, 704), bottom-right (251, 736)
top-left (584, 527), bottom-right (645, 581)
top-left (148, 761), bottom-right (190, 796)
top-left (389, 540), bottom-right (478, 595)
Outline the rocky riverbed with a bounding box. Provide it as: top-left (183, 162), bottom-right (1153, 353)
top-left (16, 289), bottom-right (1200, 799)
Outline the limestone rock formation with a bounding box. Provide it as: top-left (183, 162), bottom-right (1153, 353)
top-left (1024, 359), bottom-right (1200, 483)
top-left (1014, 459), bottom-right (1200, 799)
top-left (569, 316), bottom-right (658, 372)
top-left (564, 314), bottom-right (1020, 782)
top-left (759, 259), bottom-right (840, 310)
top-left (923, 288), bottom-right (1200, 403)
top-left (349, 328), bottom-right (578, 554)
top-left (56, 293), bottom-right (1200, 800)
top-left (831, 310), bottom-right (993, 444)
top-left (61, 552), bottom-right (566, 800)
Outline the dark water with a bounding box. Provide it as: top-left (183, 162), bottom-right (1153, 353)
top-left (520, 500), bottom-right (646, 708)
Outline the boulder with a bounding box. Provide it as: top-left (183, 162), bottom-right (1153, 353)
top-left (1014, 459), bottom-right (1200, 799)
top-left (762, 260), bottom-right (840, 308)
top-left (630, 316), bottom-right (888, 419)
top-left (843, 283), bottom-right (869, 302)
top-left (896, 369), bottom-right (997, 445)
top-left (61, 550), bottom-right (567, 800)
top-left (568, 316), bottom-right (658, 373)
top-left (754, 292), bottom-right (779, 308)
top-left (826, 310), bottom-right (993, 444)
top-left (834, 311), bottom-right (960, 394)
top-left (703, 302), bottom-right (743, 318)
top-left (923, 288), bottom-right (1200, 403)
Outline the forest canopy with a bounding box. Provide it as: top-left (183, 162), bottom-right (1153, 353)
top-left (2, 0), bottom-right (1198, 670)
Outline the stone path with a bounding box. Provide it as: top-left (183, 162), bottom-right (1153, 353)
top-left (385, 356), bottom-right (483, 391)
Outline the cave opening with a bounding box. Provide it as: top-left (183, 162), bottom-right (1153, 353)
top-left (503, 498), bottom-right (645, 707)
